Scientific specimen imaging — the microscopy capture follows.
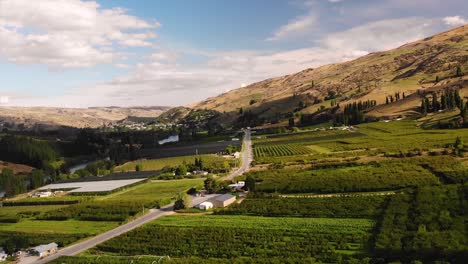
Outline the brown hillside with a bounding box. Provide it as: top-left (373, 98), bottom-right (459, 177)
top-left (192, 25), bottom-right (468, 119)
top-left (0, 106), bottom-right (170, 128)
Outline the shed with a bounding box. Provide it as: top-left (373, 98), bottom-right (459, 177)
top-left (212, 194), bottom-right (236, 208)
top-left (30, 243), bottom-right (58, 258)
top-left (197, 201), bottom-right (213, 210)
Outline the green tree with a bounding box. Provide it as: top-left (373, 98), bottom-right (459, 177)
top-left (421, 99), bottom-right (427, 114)
top-left (244, 175), bottom-right (256, 191)
top-left (432, 93), bottom-right (440, 111)
top-left (204, 176), bottom-right (220, 193)
top-left (135, 164), bottom-right (143, 172)
top-left (456, 66), bottom-right (463, 77)
top-left (288, 117), bottom-right (295, 127)
top-left (174, 193), bottom-right (192, 210)
top-left (30, 169), bottom-right (45, 189)
top-left (175, 164), bottom-right (188, 176)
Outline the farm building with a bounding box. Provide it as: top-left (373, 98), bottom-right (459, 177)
top-left (212, 194), bottom-right (236, 208)
top-left (228, 181), bottom-right (245, 190)
top-left (193, 170), bottom-right (209, 176)
top-left (197, 201), bottom-right (213, 210)
top-left (30, 243), bottom-right (58, 258)
top-left (34, 191), bottom-right (52, 198)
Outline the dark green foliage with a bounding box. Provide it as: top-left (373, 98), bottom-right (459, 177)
top-left (0, 216), bottom-right (20, 223)
top-left (455, 66), bottom-right (463, 77)
top-left (288, 117), bottom-right (295, 127)
top-left (204, 176), bottom-right (220, 193)
top-left (175, 164), bottom-right (188, 176)
top-left (37, 200), bottom-right (168, 222)
top-left (218, 196), bottom-right (386, 218)
top-left (374, 185), bottom-right (468, 262)
top-left (51, 256), bottom-right (329, 264)
top-left (0, 168), bottom-right (27, 197)
top-left (325, 90), bottom-right (337, 100)
top-left (2, 199), bottom-right (80, 206)
top-left (30, 169), bottom-right (45, 189)
top-left (420, 89), bottom-right (463, 114)
top-left (95, 223), bottom-right (367, 262)
top-left (247, 160), bottom-right (439, 194)
top-left (225, 144), bottom-right (239, 155)
top-left (335, 100), bottom-right (376, 125)
top-left (244, 175), bottom-right (256, 191)
top-left (0, 135), bottom-right (57, 168)
top-left (0, 231), bottom-right (86, 250)
top-left (135, 164), bottom-right (143, 171)
top-left (174, 193), bottom-right (191, 210)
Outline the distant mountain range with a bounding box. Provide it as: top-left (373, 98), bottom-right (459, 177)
top-left (1, 25), bottom-right (466, 129)
top-left (0, 106), bottom-right (170, 128)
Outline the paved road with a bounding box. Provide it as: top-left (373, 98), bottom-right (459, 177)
top-left (225, 129), bottom-right (252, 181)
top-left (31, 130), bottom-right (252, 264)
top-left (31, 204), bottom-right (175, 264)
top-left (30, 193), bottom-right (219, 264)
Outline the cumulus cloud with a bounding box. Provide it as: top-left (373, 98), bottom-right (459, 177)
top-left (443, 16), bottom-right (467, 27)
top-left (0, 0), bottom-right (159, 68)
top-left (322, 17), bottom-right (439, 51)
top-left (13, 17), bottom-right (443, 107)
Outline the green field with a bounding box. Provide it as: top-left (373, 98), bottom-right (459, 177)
top-left (0, 219), bottom-right (118, 234)
top-left (253, 143), bottom-right (314, 157)
top-left (94, 215), bottom-right (374, 262)
top-left (115, 154), bottom-right (231, 172)
top-left (217, 195), bottom-right (387, 218)
top-left (152, 215), bottom-right (374, 233)
top-left (248, 159), bottom-right (440, 193)
top-left (101, 179), bottom-right (204, 203)
top-left (254, 121), bottom-right (468, 155)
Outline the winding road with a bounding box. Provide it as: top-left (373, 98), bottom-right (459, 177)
top-left (30, 129), bottom-right (253, 264)
top-left (225, 128), bottom-right (252, 181)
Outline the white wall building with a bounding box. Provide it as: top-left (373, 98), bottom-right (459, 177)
top-left (30, 243), bottom-right (58, 258)
top-left (197, 201), bottom-right (213, 210)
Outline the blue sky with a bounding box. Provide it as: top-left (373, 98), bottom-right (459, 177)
top-left (0, 0), bottom-right (466, 107)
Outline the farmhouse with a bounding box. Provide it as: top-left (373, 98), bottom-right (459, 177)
top-left (197, 201), bottom-right (213, 210)
top-left (30, 243), bottom-right (58, 258)
top-left (212, 194), bottom-right (236, 208)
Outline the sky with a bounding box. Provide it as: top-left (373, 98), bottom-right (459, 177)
top-left (0, 0), bottom-right (466, 107)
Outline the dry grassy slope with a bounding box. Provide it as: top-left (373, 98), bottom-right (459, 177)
top-left (193, 25), bottom-right (468, 118)
top-left (0, 106), bottom-right (170, 128)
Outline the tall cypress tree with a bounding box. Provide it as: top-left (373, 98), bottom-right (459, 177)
top-left (421, 99), bottom-right (427, 114)
top-left (432, 93), bottom-right (439, 112)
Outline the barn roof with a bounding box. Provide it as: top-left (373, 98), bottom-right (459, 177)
top-left (32, 243), bottom-right (58, 253)
top-left (214, 194), bottom-right (235, 202)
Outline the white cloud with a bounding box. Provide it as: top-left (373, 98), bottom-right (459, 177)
top-left (3, 15), bottom-right (448, 107)
top-left (0, 0), bottom-right (159, 68)
top-left (322, 17), bottom-right (438, 51)
top-left (443, 16), bottom-right (467, 27)
top-left (267, 13), bottom-right (317, 41)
